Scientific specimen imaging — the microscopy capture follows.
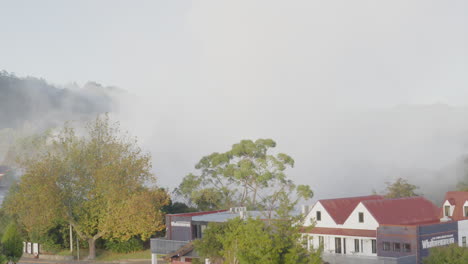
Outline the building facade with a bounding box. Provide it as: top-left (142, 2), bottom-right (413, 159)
top-left (303, 193), bottom-right (468, 264)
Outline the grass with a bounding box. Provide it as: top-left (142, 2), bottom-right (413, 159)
top-left (55, 250), bottom-right (74, 256)
top-left (41, 247), bottom-right (152, 261)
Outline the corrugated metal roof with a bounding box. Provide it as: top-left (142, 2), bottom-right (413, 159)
top-left (319, 195), bottom-right (384, 224)
top-left (362, 196), bottom-right (440, 225)
top-left (166, 210), bottom-right (227, 217)
top-left (192, 210), bottom-right (278, 222)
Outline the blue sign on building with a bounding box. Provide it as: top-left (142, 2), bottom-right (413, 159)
top-left (417, 221), bottom-right (458, 263)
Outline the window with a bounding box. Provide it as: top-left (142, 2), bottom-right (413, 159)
top-left (316, 211), bottom-right (321, 221)
top-left (319, 236), bottom-right (324, 247)
top-left (445, 205), bottom-right (451, 217)
top-left (372, 240), bottom-right (377, 254)
top-left (404, 243), bottom-right (411, 252)
top-left (335, 238), bottom-right (342, 253)
top-left (192, 224), bottom-right (202, 239)
top-left (393, 243), bottom-right (401, 252)
top-left (383, 242), bottom-right (391, 251)
top-left (463, 237), bottom-right (467, 247)
top-left (465, 207), bottom-right (468, 217)
top-left (358, 212), bottom-right (364, 223)
top-left (343, 238), bottom-right (347, 254)
top-left (354, 239), bottom-right (360, 252)
top-left (201, 225), bottom-right (206, 238)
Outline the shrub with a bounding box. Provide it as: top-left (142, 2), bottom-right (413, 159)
top-left (105, 238), bottom-right (144, 253)
top-left (0, 254), bottom-right (7, 264)
top-left (28, 222), bottom-right (74, 253)
top-left (1, 223), bottom-right (23, 262)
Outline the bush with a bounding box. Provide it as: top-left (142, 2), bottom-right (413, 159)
top-left (105, 238), bottom-right (144, 253)
top-left (1, 223), bottom-right (23, 262)
top-left (28, 221), bottom-right (76, 253)
top-left (0, 254), bottom-right (7, 264)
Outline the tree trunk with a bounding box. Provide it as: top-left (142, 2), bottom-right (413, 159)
top-left (252, 183), bottom-right (258, 208)
top-left (87, 238), bottom-right (96, 260)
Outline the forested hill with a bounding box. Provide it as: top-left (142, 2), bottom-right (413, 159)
top-left (0, 71), bottom-right (118, 129)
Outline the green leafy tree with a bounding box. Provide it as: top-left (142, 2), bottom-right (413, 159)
top-left (176, 139), bottom-right (298, 210)
top-left (162, 201), bottom-right (197, 214)
top-left (5, 115), bottom-right (170, 259)
top-left (1, 222), bottom-right (23, 263)
top-left (423, 244), bottom-right (468, 264)
top-left (194, 185), bottom-right (321, 264)
top-left (384, 178), bottom-right (419, 198)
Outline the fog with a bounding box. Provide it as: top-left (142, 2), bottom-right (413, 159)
top-left (114, 95), bottom-right (468, 203)
top-left (1, 0), bottom-right (468, 203)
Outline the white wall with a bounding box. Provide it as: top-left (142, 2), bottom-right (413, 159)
top-left (458, 220), bottom-right (468, 247)
top-left (304, 201), bottom-right (338, 228)
top-left (307, 235), bottom-right (376, 257)
top-left (304, 201), bottom-right (378, 258)
top-left (342, 203), bottom-right (379, 230)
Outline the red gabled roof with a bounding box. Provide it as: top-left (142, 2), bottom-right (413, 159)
top-left (443, 191), bottom-right (468, 221)
top-left (304, 227), bottom-right (376, 238)
top-left (362, 197), bottom-right (439, 225)
top-left (319, 195), bottom-right (384, 224)
top-left (167, 210), bottom-right (227, 217)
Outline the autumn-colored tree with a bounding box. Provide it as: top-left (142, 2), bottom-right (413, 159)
top-left (175, 139), bottom-right (304, 210)
top-left (383, 178), bottom-right (419, 198)
top-left (5, 115), bottom-right (169, 259)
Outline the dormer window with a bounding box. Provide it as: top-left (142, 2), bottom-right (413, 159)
top-left (358, 212), bottom-right (364, 223)
top-left (316, 211), bottom-right (321, 221)
top-left (465, 206), bottom-right (468, 217)
top-left (444, 205), bottom-right (451, 217)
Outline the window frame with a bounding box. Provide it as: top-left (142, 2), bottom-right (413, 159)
top-left (372, 239), bottom-right (377, 254)
top-left (316, 211), bottom-right (321, 221)
top-left (358, 212), bottom-right (364, 223)
top-left (335, 237), bottom-right (342, 254)
top-left (404, 243), bottom-right (411, 252)
top-left (444, 205), bottom-right (451, 217)
top-left (393, 242), bottom-right (401, 252)
top-left (383, 242), bottom-right (391, 251)
top-left (354, 239), bottom-right (360, 253)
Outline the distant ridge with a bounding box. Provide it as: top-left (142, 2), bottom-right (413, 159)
top-left (0, 71), bottom-right (117, 129)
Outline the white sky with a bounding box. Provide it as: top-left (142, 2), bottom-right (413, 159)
top-left (1, 0), bottom-right (468, 200)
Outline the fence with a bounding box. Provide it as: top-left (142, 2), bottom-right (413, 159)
top-left (151, 238), bottom-right (190, 254)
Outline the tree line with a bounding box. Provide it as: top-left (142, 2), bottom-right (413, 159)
top-left (2, 114), bottom-right (468, 263)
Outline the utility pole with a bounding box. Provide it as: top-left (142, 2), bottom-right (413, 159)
top-left (70, 224), bottom-right (73, 252)
top-left (77, 235), bottom-right (80, 260)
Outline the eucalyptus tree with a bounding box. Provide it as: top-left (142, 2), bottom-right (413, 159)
top-left (5, 115), bottom-right (169, 259)
top-left (176, 138), bottom-right (308, 210)
top-left (194, 185), bottom-right (320, 264)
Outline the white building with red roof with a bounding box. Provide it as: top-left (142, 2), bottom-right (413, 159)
top-left (303, 195), bottom-right (440, 258)
top-left (441, 191), bottom-right (468, 248)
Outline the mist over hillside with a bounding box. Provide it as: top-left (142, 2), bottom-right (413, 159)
top-left (0, 71), bottom-right (121, 163)
top-left (1, 71), bottom-right (468, 205)
top-left (0, 71), bottom-right (118, 129)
